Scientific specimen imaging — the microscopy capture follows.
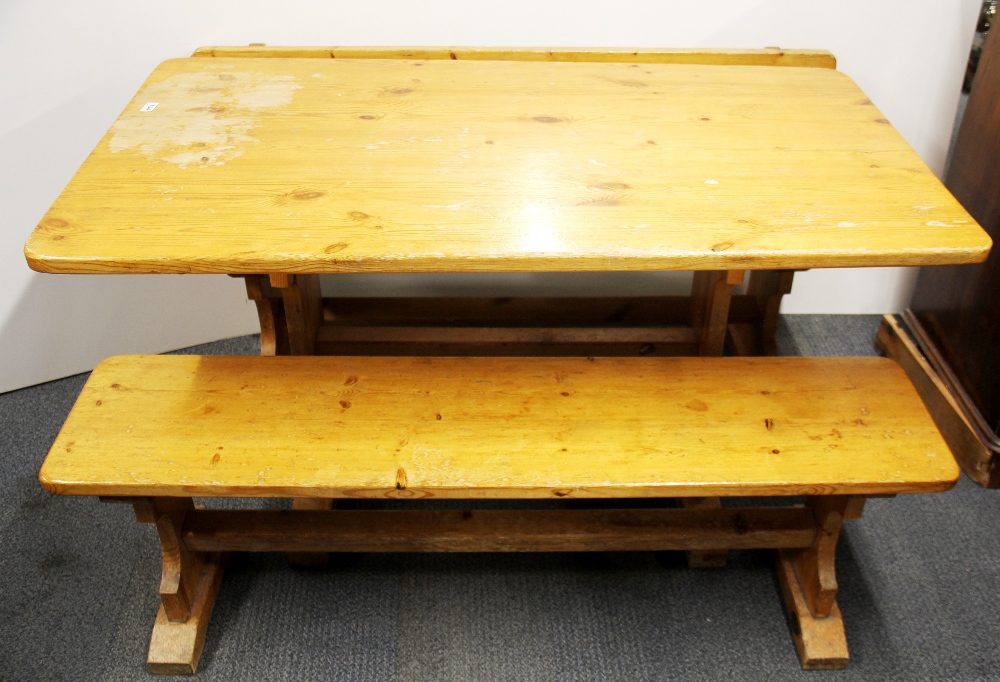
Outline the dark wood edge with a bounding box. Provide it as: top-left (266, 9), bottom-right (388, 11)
top-left (875, 314), bottom-right (1000, 487)
top-left (902, 310), bottom-right (1000, 450)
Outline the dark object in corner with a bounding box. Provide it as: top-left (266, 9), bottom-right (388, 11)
top-left (907, 11), bottom-right (1000, 483)
top-left (964, 0), bottom-right (996, 91)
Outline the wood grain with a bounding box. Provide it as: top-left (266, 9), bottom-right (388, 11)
top-left (25, 57), bottom-right (989, 275)
top-left (180, 507), bottom-right (817, 553)
top-left (39, 354), bottom-right (959, 498)
top-left (191, 45), bottom-right (838, 69)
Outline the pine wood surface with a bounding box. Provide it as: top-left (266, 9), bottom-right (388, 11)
top-left (191, 46), bottom-right (838, 69)
top-left (40, 354), bottom-right (958, 498)
top-left (25, 57), bottom-right (989, 275)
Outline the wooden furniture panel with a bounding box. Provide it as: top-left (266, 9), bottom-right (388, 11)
top-left (40, 354), bottom-right (958, 499)
top-left (876, 315), bottom-right (999, 486)
top-left (25, 58), bottom-right (988, 275)
top-left (906, 19), bottom-right (1000, 485)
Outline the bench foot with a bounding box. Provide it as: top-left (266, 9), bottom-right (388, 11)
top-left (148, 552), bottom-right (228, 675)
top-left (774, 549), bottom-right (848, 669)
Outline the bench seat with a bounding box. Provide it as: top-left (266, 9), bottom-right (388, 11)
top-left (41, 354), bottom-right (957, 499)
top-left (38, 353), bottom-right (960, 673)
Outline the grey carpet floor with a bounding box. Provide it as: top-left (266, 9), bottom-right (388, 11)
top-left (1, 315), bottom-right (998, 681)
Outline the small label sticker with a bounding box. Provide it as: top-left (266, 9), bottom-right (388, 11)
top-left (140, 102), bottom-right (159, 112)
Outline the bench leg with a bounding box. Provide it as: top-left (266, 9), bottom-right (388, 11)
top-left (148, 552), bottom-right (228, 675)
top-left (145, 498), bottom-right (206, 620)
top-left (287, 498), bottom-right (336, 567)
top-left (135, 498), bottom-right (228, 675)
top-left (774, 495), bottom-right (856, 670)
top-left (774, 549), bottom-right (848, 670)
top-left (679, 497), bottom-right (728, 567)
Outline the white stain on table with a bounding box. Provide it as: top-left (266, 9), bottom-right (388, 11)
top-left (108, 71), bottom-right (301, 169)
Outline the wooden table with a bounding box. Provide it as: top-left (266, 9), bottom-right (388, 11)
top-left (24, 46), bottom-right (993, 672)
top-left (25, 47), bottom-right (989, 360)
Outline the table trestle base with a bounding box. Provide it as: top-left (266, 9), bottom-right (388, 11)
top-left (242, 280), bottom-right (799, 359)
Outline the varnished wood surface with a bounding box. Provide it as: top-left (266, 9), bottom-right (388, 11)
top-left (40, 354), bottom-right (958, 498)
top-left (25, 57), bottom-right (989, 275)
top-left (192, 45), bottom-right (838, 69)
top-left (180, 507), bottom-right (817, 553)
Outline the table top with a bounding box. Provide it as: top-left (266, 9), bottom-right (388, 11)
top-left (25, 56), bottom-right (990, 275)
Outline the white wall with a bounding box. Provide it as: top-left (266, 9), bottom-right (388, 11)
top-left (0, 0), bottom-right (981, 391)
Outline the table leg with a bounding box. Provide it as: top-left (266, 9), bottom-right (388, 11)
top-left (687, 270), bottom-right (744, 567)
top-left (727, 270), bottom-right (796, 357)
top-left (262, 274), bottom-right (332, 565)
top-left (243, 275), bottom-right (290, 356)
top-left (269, 274), bottom-right (323, 355)
top-left (691, 270), bottom-right (745, 356)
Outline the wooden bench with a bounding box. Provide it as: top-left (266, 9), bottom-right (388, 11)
top-left (40, 354), bottom-right (957, 674)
